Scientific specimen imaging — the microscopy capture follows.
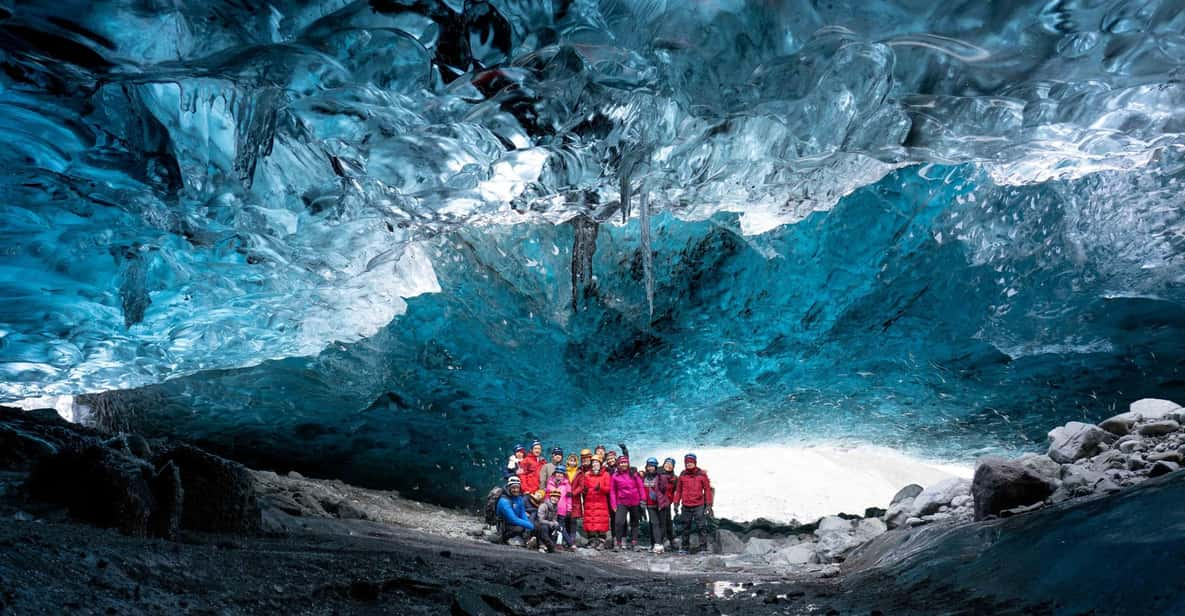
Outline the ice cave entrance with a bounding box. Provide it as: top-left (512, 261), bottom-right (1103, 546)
top-left (633, 443), bottom-right (970, 522)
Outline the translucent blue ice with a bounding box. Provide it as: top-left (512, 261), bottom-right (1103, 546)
top-left (2, 1), bottom-right (1185, 499)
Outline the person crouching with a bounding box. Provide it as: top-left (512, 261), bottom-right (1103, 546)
top-left (495, 476), bottom-right (535, 546)
top-left (546, 465), bottom-right (576, 550)
top-left (531, 490), bottom-right (561, 553)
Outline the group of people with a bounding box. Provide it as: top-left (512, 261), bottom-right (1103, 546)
top-left (490, 441), bottom-right (714, 555)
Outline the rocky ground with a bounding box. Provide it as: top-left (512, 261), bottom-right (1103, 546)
top-left (3, 399), bottom-right (1185, 615)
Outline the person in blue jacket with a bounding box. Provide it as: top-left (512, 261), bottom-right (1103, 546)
top-left (496, 476), bottom-right (535, 545)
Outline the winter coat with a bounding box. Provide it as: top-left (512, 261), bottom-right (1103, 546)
top-left (545, 475), bottom-right (573, 517)
top-left (535, 499), bottom-right (559, 530)
top-left (657, 472), bottom-right (675, 508)
top-left (496, 494), bottom-right (534, 531)
top-left (569, 466), bottom-right (591, 519)
top-left (581, 471), bottom-right (612, 533)
top-left (610, 470), bottom-right (645, 510)
top-left (539, 461), bottom-right (558, 487)
top-left (518, 454), bottom-right (541, 494)
top-left (643, 471), bottom-right (673, 508)
top-left (674, 467), bottom-right (713, 507)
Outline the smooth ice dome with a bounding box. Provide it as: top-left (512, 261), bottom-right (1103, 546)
top-left (2, 0), bottom-right (1185, 503)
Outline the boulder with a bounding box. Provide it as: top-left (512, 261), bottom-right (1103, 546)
top-left (1138, 420), bottom-right (1181, 437)
top-left (1130, 398), bottom-right (1183, 421)
top-left (1149, 461), bottom-right (1180, 478)
top-left (889, 484), bottom-right (923, 506)
top-left (815, 531), bottom-right (860, 563)
top-left (1148, 451), bottom-right (1183, 463)
top-left (910, 478), bottom-right (971, 517)
top-left (815, 516), bottom-right (853, 535)
top-left (743, 537), bottom-right (779, 556)
top-left (1099, 412), bottom-right (1140, 436)
top-left (717, 529), bottom-right (745, 554)
top-left (1117, 438), bottom-right (1142, 454)
top-left (1048, 422), bottom-right (1114, 463)
top-left (771, 543), bottom-right (816, 566)
top-left (28, 445), bottom-right (156, 536)
top-left (1059, 464), bottom-right (1109, 497)
top-left (971, 457), bottom-right (1054, 521)
top-left (154, 444), bottom-right (261, 533)
top-left (0, 424), bottom-right (58, 470)
top-left (884, 497), bottom-right (915, 529)
top-left (853, 518), bottom-right (887, 542)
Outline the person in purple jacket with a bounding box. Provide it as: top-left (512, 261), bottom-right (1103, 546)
top-left (642, 457), bottom-right (675, 553)
top-left (610, 456), bottom-right (645, 551)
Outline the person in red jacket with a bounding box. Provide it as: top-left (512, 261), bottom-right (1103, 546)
top-left (519, 440), bottom-right (542, 494)
top-left (673, 453), bottom-right (713, 554)
top-left (581, 456), bottom-right (613, 549)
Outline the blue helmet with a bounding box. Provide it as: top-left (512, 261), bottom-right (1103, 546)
top-left (684, 453), bottom-right (697, 462)
top-left (645, 457), bottom-right (659, 467)
top-left (513, 444), bottom-right (525, 453)
top-left (663, 457), bottom-right (676, 467)
top-left (530, 440), bottom-right (542, 449)
top-left (551, 446), bottom-right (563, 456)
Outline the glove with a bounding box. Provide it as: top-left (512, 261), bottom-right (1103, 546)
top-left (706, 506), bottom-right (714, 518)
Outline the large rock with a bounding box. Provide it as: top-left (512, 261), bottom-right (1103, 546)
top-left (28, 445), bottom-right (157, 536)
top-left (971, 457), bottom-right (1054, 521)
top-left (1048, 422), bottom-right (1114, 463)
top-left (889, 484), bottom-right (923, 506)
top-left (910, 478), bottom-right (971, 517)
top-left (155, 444), bottom-right (261, 533)
top-left (853, 517), bottom-right (887, 542)
top-left (1130, 398), bottom-right (1183, 421)
top-left (885, 497), bottom-right (916, 529)
top-left (717, 529), bottom-right (745, 554)
top-left (771, 543), bottom-right (816, 565)
top-left (1099, 412), bottom-right (1141, 436)
top-left (743, 537), bottom-right (779, 556)
top-left (1149, 460), bottom-right (1180, 478)
top-left (815, 516), bottom-right (853, 534)
top-left (1138, 420), bottom-right (1181, 437)
top-left (815, 531), bottom-right (860, 563)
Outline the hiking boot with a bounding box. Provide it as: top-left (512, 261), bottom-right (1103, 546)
top-left (612, 541), bottom-right (622, 552)
top-left (507, 537), bottom-right (525, 548)
top-left (652, 544), bottom-right (665, 554)
top-left (630, 541), bottom-right (638, 551)
top-left (525, 537), bottom-right (538, 551)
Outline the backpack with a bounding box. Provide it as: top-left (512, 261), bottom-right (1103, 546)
top-left (484, 486), bottom-right (503, 525)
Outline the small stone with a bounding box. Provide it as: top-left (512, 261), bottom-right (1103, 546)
top-left (905, 517), bottom-right (925, 527)
top-left (287, 471), bottom-right (304, 479)
top-left (1138, 420), bottom-right (1180, 437)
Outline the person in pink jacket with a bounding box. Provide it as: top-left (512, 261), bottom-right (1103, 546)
top-left (545, 465), bottom-right (575, 550)
top-left (609, 456), bottom-right (646, 551)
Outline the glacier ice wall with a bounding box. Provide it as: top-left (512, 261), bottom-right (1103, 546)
top-left (2, 0), bottom-right (1185, 500)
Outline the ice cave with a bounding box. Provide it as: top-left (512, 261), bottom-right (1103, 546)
top-left (2, 0), bottom-right (1185, 614)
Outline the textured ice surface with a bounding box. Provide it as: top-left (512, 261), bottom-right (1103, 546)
top-left (2, 1), bottom-right (1185, 502)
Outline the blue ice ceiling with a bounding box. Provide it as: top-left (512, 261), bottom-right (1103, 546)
top-left (2, 0), bottom-right (1185, 497)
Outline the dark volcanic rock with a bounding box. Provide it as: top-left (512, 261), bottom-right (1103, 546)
top-left (155, 445), bottom-right (261, 533)
top-left (151, 460), bottom-right (184, 540)
top-left (27, 445), bottom-right (157, 536)
top-left (0, 406), bottom-right (101, 470)
top-left (972, 457), bottom-right (1055, 521)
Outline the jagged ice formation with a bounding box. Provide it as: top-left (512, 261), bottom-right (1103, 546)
top-left (2, 1), bottom-right (1185, 502)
